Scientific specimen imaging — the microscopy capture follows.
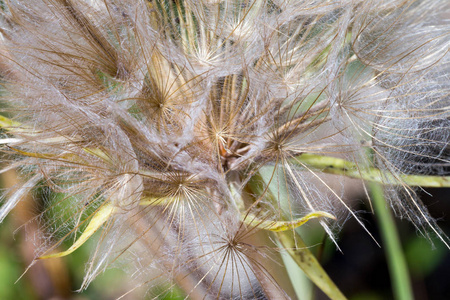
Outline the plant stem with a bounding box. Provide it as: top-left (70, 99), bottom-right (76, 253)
top-left (370, 181), bottom-right (414, 300)
top-left (292, 153), bottom-right (450, 187)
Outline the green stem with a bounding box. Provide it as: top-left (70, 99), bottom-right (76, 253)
top-left (370, 181), bottom-right (414, 300)
top-left (292, 153), bottom-right (450, 188)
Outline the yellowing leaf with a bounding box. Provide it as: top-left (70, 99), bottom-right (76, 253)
top-left (0, 115), bottom-right (21, 129)
top-left (139, 196), bottom-right (171, 206)
top-left (38, 203), bottom-right (116, 259)
top-left (83, 148), bottom-right (112, 163)
top-left (8, 147), bottom-right (58, 159)
top-left (243, 211), bottom-right (335, 232)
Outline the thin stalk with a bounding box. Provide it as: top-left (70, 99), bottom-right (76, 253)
top-left (291, 153), bottom-right (450, 187)
top-left (370, 181), bottom-right (414, 300)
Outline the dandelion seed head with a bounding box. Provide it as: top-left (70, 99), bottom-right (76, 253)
top-left (0, 0), bottom-right (449, 297)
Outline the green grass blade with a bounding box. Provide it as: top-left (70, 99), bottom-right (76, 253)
top-left (277, 231), bottom-right (347, 300)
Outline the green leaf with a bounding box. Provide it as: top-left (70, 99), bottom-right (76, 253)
top-left (277, 231), bottom-right (347, 300)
